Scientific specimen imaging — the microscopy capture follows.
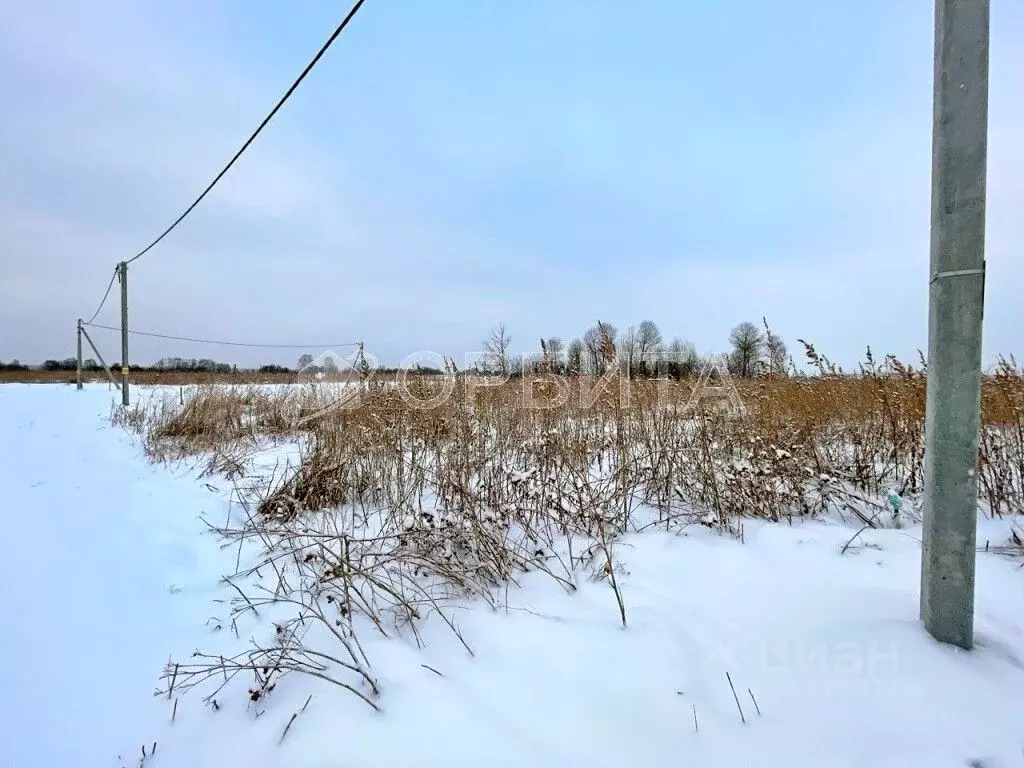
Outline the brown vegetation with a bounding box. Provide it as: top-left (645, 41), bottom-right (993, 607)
top-left (108, 351), bottom-right (1022, 715)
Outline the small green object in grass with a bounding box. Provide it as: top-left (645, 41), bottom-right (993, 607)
top-left (886, 489), bottom-right (903, 514)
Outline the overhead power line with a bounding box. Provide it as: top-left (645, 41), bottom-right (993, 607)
top-left (77, 1), bottom-right (369, 398)
top-left (124, 0), bottom-right (369, 266)
top-left (85, 267), bottom-right (119, 324)
top-left (83, 322), bottom-right (361, 350)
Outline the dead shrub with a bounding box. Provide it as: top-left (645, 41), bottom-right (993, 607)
top-left (118, 345), bottom-right (1023, 715)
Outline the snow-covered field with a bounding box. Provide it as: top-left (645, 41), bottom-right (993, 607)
top-left (2, 383), bottom-right (1023, 768)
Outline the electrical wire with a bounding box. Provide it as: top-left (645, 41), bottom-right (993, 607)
top-left (84, 267), bottom-right (119, 325)
top-left (80, 1), bottom-right (368, 337)
top-left (82, 322), bottom-right (360, 349)
top-left (124, 0), bottom-right (368, 266)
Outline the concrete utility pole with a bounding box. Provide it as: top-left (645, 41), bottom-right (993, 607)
top-left (119, 262), bottom-right (130, 407)
top-left (921, 0), bottom-right (990, 650)
top-left (76, 319), bottom-right (83, 390)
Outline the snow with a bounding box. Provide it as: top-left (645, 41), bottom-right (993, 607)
top-left (0, 385), bottom-right (235, 767)
top-left (2, 383), bottom-right (1024, 768)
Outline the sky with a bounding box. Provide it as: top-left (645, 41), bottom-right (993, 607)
top-left (1, 0), bottom-right (1021, 370)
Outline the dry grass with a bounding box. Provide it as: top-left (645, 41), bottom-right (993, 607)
top-left (111, 352), bottom-right (1024, 716)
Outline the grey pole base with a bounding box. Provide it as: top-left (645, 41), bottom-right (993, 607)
top-left (920, 0), bottom-right (989, 651)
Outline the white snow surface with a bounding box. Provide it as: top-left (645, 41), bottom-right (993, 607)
top-left (2, 384), bottom-right (1023, 768)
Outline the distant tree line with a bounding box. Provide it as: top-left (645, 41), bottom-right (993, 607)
top-left (477, 318), bottom-right (791, 380)
top-left (0, 356), bottom-right (445, 376)
top-left (0, 357), bottom-right (242, 373)
top-left (8, 319), bottom-right (789, 380)
top-left (151, 357), bottom-right (233, 373)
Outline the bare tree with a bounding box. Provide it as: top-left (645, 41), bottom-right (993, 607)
top-left (635, 320), bottom-right (663, 377)
top-left (762, 318), bottom-right (789, 377)
top-left (598, 322), bottom-right (617, 373)
top-left (728, 321), bottom-right (765, 378)
top-left (523, 352), bottom-right (544, 374)
top-left (619, 325), bottom-right (639, 376)
top-left (666, 337), bottom-right (698, 378)
top-left (545, 337), bottom-right (566, 373)
top-left (297, 353), bottom-right (314, 370)
top-left (583, 326), bottom-right (602, 374)
top-left (482, 323), bottom-right (513, 376)
top-left (583, 321), bottom-right (617, 374)
top-left (567, 338), bottom-right (584, 375)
